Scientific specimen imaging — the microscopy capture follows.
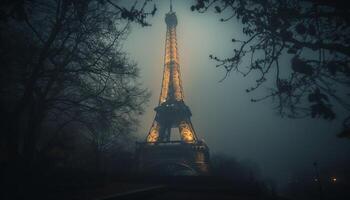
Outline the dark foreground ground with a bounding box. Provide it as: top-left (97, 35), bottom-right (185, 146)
top-left (2, 172), bottom-right (283, 200)
top-left (97, 177), bottom-right (282, 200)
top-left (3, 167), bottom-right (349, 200)
top-left (58, 176), bottom-right (283, 200)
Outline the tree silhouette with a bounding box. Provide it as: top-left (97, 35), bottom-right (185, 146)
top-left (0, 0), bottom-right (153, 167)
top-left (191, 0), bottom-right (350, 137)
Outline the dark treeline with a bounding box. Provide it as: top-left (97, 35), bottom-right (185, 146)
top-left (209, 153), bottom-right (271, 195)
top-left (283, 160), bottom-right (350, 200)
top-left (0, 0), bottom-right (156, 199)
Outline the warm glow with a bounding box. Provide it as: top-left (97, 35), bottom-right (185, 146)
top-left (159, 64), bottom-right (170, 104)
top-left (147, 121), bottom-right (160, 142)
top-left (147, 6), bottom-right (197, 144)
top-left (179, 121), bottom-right (195, 142)
top-left (331, 177), bottom-right (337, 182)
top-left (167, 26), bottom-right (183, 101)
top-left (172, 63), bottom-right (184, 101)
top-left (159, 24), bottom-right (184, 104)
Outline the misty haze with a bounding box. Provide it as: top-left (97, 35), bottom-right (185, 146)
top-left (1, 0), bottom-right (349, 200)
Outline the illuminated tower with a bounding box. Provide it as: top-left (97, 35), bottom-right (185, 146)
top-left (146, 1), bottom-right (197, 143)
top-left (136, 1), bottom-right (210, 176)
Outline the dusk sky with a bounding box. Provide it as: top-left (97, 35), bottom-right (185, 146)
top-left (123, 0), bottom-right (350, 185)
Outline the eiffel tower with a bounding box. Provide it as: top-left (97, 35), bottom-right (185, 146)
top-left (136, 1), bottom-right (210, 176)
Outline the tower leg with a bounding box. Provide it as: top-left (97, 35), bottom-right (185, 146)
top-left (179, 120), bottom-right (196, 143)
top-left (146, 120), bottom-right (160, 142)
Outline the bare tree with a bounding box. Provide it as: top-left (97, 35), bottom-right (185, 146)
top-left (191, 0), bottom-right (350, 137)
top-left (0, 0), bottom-right (154, 165)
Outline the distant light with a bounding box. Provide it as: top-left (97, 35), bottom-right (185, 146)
top-left (314, 178), bottom-right (318, 182)
top-left (331, 177), bottom-right (337, 182)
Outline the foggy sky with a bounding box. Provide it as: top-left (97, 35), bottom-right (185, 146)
top-left (123, 0), bottom-right (350, 185)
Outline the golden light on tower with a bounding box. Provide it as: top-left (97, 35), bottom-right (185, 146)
top-left (146, 1), bottom-right (197, 143)
top-left (147, 121), bottom-right (160, 142)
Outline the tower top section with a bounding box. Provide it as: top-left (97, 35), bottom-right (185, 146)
top-left (165, 0), bottom-right (177, 27)
top-left (170, 0), bottom-right (173, 12)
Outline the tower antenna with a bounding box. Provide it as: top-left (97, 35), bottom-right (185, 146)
top-left (170, 0), bottom-right (173, 12)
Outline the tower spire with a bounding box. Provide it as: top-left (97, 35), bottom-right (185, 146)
top-left (170, 0), bottom-right (173, 12)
